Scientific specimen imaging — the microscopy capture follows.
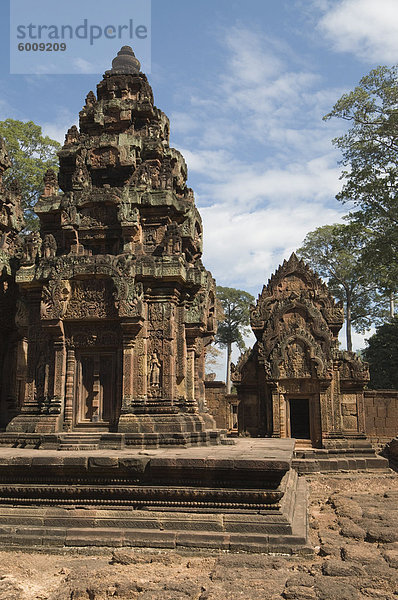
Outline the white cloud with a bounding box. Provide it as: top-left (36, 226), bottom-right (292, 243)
top-left (41, 108), bottom-right (77, 144)
top-left (167, 25), bottom-right (351, 300)
top-left (74, 58), bottom-right (95, 74)
top-left (223, 27), bottom-right (284, 84)
top-left (201, 199), bottom-right (344, 291)
top-left (201, 157), bottom-right (341, 208)
top-left (318, 0), bottom-right (398, 62)
top-left (170, 112), bottom-right (200, 135)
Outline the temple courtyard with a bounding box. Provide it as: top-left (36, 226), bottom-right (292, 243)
top-left (0, 471), bottom-right (395, 600)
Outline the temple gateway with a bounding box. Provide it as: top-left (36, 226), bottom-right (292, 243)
top-left (232, 254), bottom-right (369, 448)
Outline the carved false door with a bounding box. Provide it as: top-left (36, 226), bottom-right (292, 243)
top-left (75, 351), bottom-right (115, 429)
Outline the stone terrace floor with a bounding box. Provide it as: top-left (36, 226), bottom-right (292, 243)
top-left (0, 472), bottom-right (396, 599)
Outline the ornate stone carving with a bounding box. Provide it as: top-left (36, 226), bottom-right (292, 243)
top-left (42, 169), bottom-right (58, 197)
top-left (41, 279), bottom-right (72, 319)
top-left (71, 154), bottom-right (90, 190)
top-left (42, 234), bottom-right (57, 259)
top-left (64, 125), bottom-right (79, 145)
top-left (21, 232), bottom-right (41, 265)
top-left (64, 279), bottom-right (117, 319)
top-left (85, 91), bottom-right (97, 106)
top-left (149, 352), bottom-right (162, 387)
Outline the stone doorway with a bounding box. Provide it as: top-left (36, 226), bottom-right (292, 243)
top-left (289, 397), bottom-right (310, 440)
top-left (74, 352), bottom-right (116, 429)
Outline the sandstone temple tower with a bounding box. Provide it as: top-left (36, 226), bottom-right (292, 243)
top-left (3, 47), bottom-right (217, 442)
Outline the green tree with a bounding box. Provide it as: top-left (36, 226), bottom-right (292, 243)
top-left (363, 318), bottom-right (398, 389)
top-left (215, 286), bottom-right (254, 393)
top-left (323, 65), bottom-right (398, 291)
top-left (297, 223), bottom-right (386, 352)
top-left (0, 119), bottom-right (61, 231)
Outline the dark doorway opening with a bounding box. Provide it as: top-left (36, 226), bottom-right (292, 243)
top-left (290, 398), bottom-right (310, 439)
top-left (75, 351), bottom-right (116, 429)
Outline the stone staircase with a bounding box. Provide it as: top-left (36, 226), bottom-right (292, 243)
top-left (58, 433), bottom-right (102, 451)
top-left (292, 439), bottom-right (389, 473)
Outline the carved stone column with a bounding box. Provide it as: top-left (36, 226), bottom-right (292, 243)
top-left (279, 392), bottom-right (287, 438)
top-left (137, 336), bottom-right (148, 400)
top-left (186, 347), bottom-right (195, 405)
top-left (63, 346), bottom-right (75, 430)
top-left (356, 391), bottom-right (366, 435)
top-left (162, 339), bottom-right (174, 402)
top-left (331, 371), bottom-right (343, 437)
top-left (162, 302), bottom-right (175, 402)
top-left (121, 336), bottom-right (134, 412)
top-left (271, 386), bottom-right (280, 437)
top-left (319, 386), bottom-right (330, 438)
top-left (176, 307), bottom-right (186, 382)
top-left (42, 320), bottom-right (67, 419)
top-left (50, 335), bottom-right (66, 416)
top-left (15, 336), bottom-right (28, 412)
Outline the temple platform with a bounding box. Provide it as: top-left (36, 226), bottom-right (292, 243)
top-left (0, 429), bottom-right (223, 450)
top-left (0, 438), bottom-right (311, 554)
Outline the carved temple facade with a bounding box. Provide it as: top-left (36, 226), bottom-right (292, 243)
top-left (233, 254), bottom-right (370, 448)
top-left (0, 47), bottom-right (217, 440)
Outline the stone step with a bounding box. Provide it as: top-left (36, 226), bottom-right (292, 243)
top-left (295, 447), bottom-right (377, 459)
top-left (292, 454), bottom-right (389, 473)
top-left (58, 444), bottom-right (100, 451)
top-left (59, 435), bottom-right (102, 440)
top-left (58, 434), bottom-right (102, 450)
top-left (0, 509), bottom-right (293, 535)
top-left (0, 523), bottom-right (311, 553)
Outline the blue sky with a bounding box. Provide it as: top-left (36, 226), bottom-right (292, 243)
top-left (1, 0), bottom-right (398, 368)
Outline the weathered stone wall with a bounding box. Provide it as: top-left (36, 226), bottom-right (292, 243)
top-left (204, 381), bottom-right (228, 429)
top-left (204, 382), bottom-right (239, 432)
top-left (207, 384), bottom-right (398, 445)
top-left (363, 390), bottom-right (398, 444)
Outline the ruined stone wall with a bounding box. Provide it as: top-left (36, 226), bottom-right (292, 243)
top-left (364, 390), bottom-right (398, 444)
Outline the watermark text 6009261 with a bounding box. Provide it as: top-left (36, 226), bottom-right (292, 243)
top-left (10, 0), bottom-right (151, 75)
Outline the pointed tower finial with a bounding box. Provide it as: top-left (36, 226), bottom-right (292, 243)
top-left (109, 46), bottom-right (141, 75)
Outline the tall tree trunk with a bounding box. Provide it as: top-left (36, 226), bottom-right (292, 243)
top-left (390, 292), bottom-right (395, 318)
top-left (226, 342), bottom-right (232, 394)
top-left (346, 296), bottom-right (353, 352)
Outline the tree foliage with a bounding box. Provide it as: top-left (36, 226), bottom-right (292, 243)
top-left (0, 119), bottom-right (61, 231)
top-left (215, 286), bottom-right (254, 393)
top-left (324, 65), bottom-right (398, 291)
top-left (363, 317), bottom-right (398, 389)
top-left (297, 223), bottom-right (387, 352)
top-left (204, 345), bottom-right (223, 379)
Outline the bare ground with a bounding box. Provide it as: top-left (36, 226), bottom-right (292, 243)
top-left (0, 472), bottom-right (397, 600)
